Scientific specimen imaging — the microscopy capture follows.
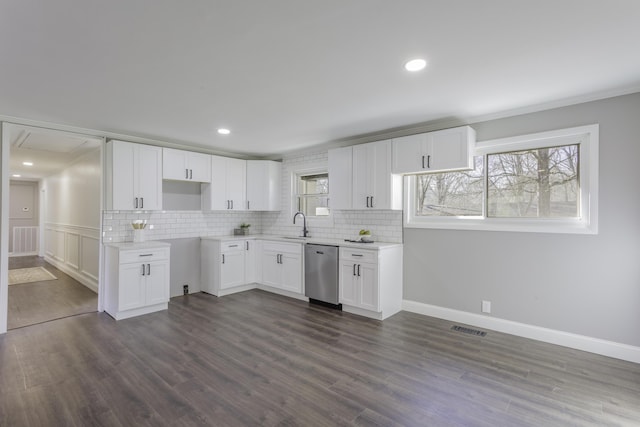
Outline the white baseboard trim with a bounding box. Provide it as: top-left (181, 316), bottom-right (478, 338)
top-left (45, 255), bottom-right (98, 293)
top-left (402, 300), bottom-right (640, 364)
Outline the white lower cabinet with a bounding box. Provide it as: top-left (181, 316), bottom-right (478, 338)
top-left (261, 241), bottom-right (303, 294)
top-left (201, 238), bottom-right (257, 296)
top-left (199, 237), bottom-right (401, 319)
top-left (104, 242), bottom-right (171, 320)
top-left (339, 245), bottom-right (403, 320)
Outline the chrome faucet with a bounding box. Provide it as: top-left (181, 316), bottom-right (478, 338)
top-left (293, 211), bottom-right (309, 237)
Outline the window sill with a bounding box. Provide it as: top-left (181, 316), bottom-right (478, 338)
top-left (404, 216), bottom-right (597, 235)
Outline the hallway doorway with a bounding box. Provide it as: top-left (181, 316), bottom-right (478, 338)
top-left (1, 123), bottom-right (103, 331)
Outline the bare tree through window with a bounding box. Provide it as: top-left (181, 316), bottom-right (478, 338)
top-left (415, 144), bottom-right (579, 218)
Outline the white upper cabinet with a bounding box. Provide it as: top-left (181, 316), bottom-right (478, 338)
top-left (107, 140), bottom-right (162, 210)
top-left (328, 146), bottom-right (353, 210)
top-left (392, 126), bottom-right (476, 175)
top-left (162, 148), bottom-right (211, 182)
top-left (353, 140), bottom-right (401, 210)
top-left (246, 160), bottom-right (281, 211)
top-left (329, 140), bottom-right (401, 210)
top-left (202, 155), bottom-right (246, 210)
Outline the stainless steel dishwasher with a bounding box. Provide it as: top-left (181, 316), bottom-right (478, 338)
top-left (304, 243), bottom-right (340, 308)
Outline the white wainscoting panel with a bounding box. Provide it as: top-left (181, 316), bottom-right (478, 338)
top-left (44, 223), bottom-right (99, 293)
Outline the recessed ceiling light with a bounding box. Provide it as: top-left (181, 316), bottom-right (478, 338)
top-left (217, 128), bottom-right (231, 135)
top-left (404, 58), bottom-right (427, 72)
top-left (12, 174), bottom-right (21, 178)
top-left (23, 161), bottom-right (33, 166)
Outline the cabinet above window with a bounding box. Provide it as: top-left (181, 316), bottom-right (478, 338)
top-left (392, 126), bottom-right (476, 175)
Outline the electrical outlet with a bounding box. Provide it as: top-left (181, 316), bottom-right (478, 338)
top-left (482, 300), bottom-right (491, 313)
top-left (183, 284), bottom-right (189, 295)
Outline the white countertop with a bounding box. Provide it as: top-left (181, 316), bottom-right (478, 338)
top-left (104, 241), bottom-right (171, 249)
top-left (200, 234), bottom-right (402, 250)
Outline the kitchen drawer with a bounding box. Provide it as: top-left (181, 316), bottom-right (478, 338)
top-left (221, 241), bottom-right (245, 252)
top-left (261, 241), bottom-right (303, 255)
top-left (339, 247), bottom-right (377, 263)
top-left (119, 247), bottom-right (170, 264)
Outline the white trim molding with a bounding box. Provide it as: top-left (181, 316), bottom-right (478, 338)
top-left (44, 223), bottom-right (100, 293)
top-left (402, 299), bottom-right (640, 364)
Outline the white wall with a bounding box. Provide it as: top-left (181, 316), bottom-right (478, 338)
top-left (42, 148), bottom-right (101, 292)
top-left (403, 92), bottom-right (640, 350)
top-left (8, 180), bottom-right (39, 253)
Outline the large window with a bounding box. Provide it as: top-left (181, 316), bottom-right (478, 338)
top-left (406, 125), bottom-right (598, 234)
top-left (295, 173), bottom-right (330, 217)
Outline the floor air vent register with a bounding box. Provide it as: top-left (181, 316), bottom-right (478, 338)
top-left (451, 325), bottom-right (487, 337)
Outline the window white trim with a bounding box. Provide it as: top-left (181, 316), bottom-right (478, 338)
top-left (290, 163), bottom-right (333, 227)
top-left (405, 124), bottom-right (599, 234)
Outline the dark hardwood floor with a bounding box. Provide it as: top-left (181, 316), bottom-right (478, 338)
top-left (8, 256), bottom-right (98, 329)
top-left (1, 289), bottom-right (639, 426)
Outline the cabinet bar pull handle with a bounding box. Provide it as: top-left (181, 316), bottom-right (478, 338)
top-left (135, 197), bottom-right (139, 209)
top-left (422, 155), bottom-right (425, 169)
top-left (229, 244), bottom-right (238, 247)
top-left (366, 196), bottom-right (370, 208)
top-left (139, 254), bottom-right (153, 257)
top-left (247, 201), bottom-right (250, 210)
top-left (370, 196), bottom-right (374, 208)
top-left (352, 254), bottom-right (363, 257)
top-left (147, 264), bottom-right (151, 275)
top-left (357, 264), bottom-right (361, 276)
top-left (353, 264), bottom-right (356, 276)
top-left (190, 169), bottom-right (193, 180)
top-left (141, 264), bottom-right (146, 276)
top-left (186, 169), bottom-right (189, 179)
top-left (140, 198), bottom-right (144, 208)
top-left (231, 200), bottom-right (234, 209)
top-left (427, 155), bottom-right (431, 168)
top-left (222, 254), bottom-right (225, 264)
top-left (246, 241), bottom-right (249, 250)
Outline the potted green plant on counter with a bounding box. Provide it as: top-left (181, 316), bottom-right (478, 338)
top-left (359, 229), bottom-right (373, 243)
top-left (234, 223), bottom-right (251, 235)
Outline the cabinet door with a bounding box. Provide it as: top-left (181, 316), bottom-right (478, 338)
top-left (226, 158), bottom-right (246, 210)
top-left (137, 144), bottom-right (163, 210)
top-left (188, 152), bottom-right (212, 183)
top-left (261, 251), bottom-right (281, 288)
top-left (162, 148), bottom-right (189, 181)
top-left (246, 161), bottom-right (281, 211)
top-left (119, 263), bottom-right (146, 310)
top-left (352, 144), bottom-right (370, 209)
top-left (369, 140), bottom-right (392, 210)
top-left (145, 260), bottom-right (169, 305)
top-left (110, 141), bottom-right (136, 210)
top-left (280, 252), bottom-right (302, 293)
top-left (204, 155), bottom-right (229, 210)
top-left (244, 240), bottom-right (257, 284)
top-left (220, 250), bottom-right (245, 290)
top-left (391, 133), bottom-right (428, 174)
top-left (339, 260), bottom-right (358, 306)
top-left (328, 147), bottom-right (353, 210)
top-left (358, 262), bottom-right (379, 312)
top-left (429, 127), bottom-right (474, 171)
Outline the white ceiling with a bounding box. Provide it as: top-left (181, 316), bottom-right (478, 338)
top-left (1, 1), bottom-right (640, 157)
top-left (8, 125), bottom-right (102, 180)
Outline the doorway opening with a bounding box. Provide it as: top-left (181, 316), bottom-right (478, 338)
top-left (3, 123), bottom-right (103, 330)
